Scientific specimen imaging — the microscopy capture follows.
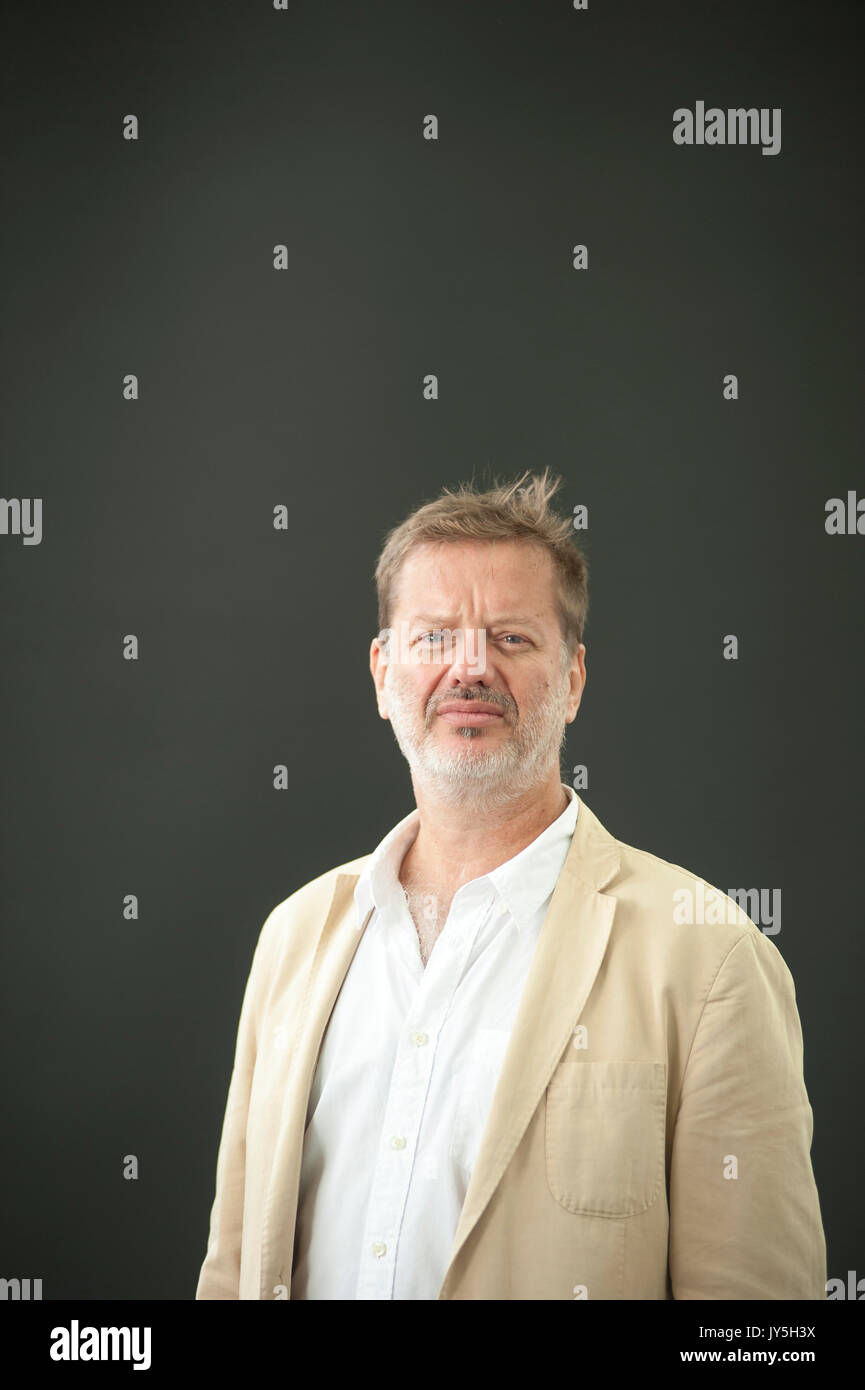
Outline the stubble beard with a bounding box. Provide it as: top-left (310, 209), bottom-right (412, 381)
top-left (382, 664), bottom-right (570, 811)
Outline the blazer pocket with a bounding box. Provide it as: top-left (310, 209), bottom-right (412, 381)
top-left (545, 1060), bottom-right (666, 1217)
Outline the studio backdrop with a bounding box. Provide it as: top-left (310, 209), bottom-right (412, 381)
top-left (1, 0), bottom-right (862, 1299)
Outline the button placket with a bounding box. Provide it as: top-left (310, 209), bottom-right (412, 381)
top-left (353, 889), bottom-right (497, 1298)
top-left (354, 901), bottom-right (484, 1297)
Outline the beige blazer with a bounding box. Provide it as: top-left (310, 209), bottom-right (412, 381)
top-left (195, 795), bottom-right (826, 1300)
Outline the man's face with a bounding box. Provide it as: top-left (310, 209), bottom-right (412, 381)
top-left (370, 539), bottom-right (586, 804)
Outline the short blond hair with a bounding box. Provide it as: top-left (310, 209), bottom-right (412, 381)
top-left (374, 467), bottom-right (588, 660)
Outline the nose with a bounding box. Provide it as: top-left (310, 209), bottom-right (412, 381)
top-left (441, 626), bottom-right (488, 682)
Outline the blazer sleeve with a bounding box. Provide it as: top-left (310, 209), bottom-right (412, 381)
top-left (668, 929), bottom-right (827, 1299)
top-left (195, 913), bottom-right (276, 1300)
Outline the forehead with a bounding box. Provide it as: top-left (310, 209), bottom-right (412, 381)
top-left (392, 539), bottom-right (558, 617)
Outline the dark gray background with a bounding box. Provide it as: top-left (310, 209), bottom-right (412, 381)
top-left (1, 0), bottom-right (861, 1299)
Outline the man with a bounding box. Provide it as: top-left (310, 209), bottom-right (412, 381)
top-left (196, 469), bottom-right (826, 1300)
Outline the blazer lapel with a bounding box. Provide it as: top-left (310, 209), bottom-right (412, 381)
top-left (437, 796), bottom-right (622, 1298)
top-left (261, 874), bottom-right (371, 1295)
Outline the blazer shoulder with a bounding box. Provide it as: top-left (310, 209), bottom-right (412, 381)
top-left (258, 851), bottom-right (372, 946)
top-left (617, 836), bottom-right (747, 898)
top-left (578, 799), bottom-right (751, 933)
top-left (608, 832), bottom-right (764, 951)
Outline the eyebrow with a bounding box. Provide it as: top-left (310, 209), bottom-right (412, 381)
top-left (409, 615), bottom-right (542, 628)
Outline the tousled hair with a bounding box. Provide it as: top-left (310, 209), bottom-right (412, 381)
top-left (374, 467), bottom-right (588, 662)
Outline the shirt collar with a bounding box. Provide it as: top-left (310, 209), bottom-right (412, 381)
top-left (354, 783), bottom-right (579, 934)
top-left (354, 805), bottom-right (422, 928)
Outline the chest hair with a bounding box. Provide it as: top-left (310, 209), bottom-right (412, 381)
top-left (401, 883), bottom-right (454, 967)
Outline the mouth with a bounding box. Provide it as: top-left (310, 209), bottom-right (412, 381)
top-left (436, 702), bottom-right (505, 726)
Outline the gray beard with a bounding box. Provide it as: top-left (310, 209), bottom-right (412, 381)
top-left (383, 670), bottom-right (570, 812)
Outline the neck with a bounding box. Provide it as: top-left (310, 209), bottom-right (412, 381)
top-left (400, 767), bottom-right (569, 890)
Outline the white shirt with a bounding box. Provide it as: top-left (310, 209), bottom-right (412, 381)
top-left (290, 782), bottom-right (580, 1300)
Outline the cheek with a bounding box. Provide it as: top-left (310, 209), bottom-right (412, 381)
top-left (522, 673), bottom-right (551, 700)
top-left (390, 665), bottom-right (437, 705)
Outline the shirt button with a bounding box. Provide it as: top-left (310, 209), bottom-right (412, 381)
top-left (390, 1135), bottom-right (407, 1149)
top-left (413, 1032), bottom-right (428, 1046)
top-left (371, 1241), bottom-right (387, 1258)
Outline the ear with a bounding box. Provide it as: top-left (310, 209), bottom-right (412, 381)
top-left (564, 643), bottom-right (587, 724)
top-left (370, 636), bottom-right (391, 720)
